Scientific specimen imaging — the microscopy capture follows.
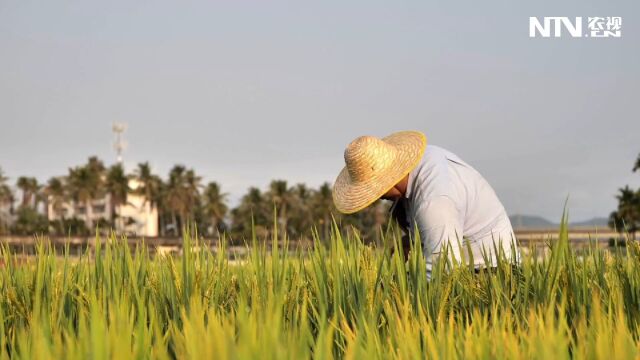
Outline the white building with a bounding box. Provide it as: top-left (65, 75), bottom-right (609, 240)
top-left (47, 179), bottom-right (158, 237)
top-left (118, 179), bottom-right (158, 237)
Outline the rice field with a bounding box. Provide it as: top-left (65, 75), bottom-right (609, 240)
top-left (0, 216), bottom-right (639, 359)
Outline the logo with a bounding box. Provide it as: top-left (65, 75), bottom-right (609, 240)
top-left (529, 17), bottom-right (622, 38)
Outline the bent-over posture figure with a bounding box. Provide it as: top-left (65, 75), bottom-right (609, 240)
top-left (332, 130), bottom-right (520, 277)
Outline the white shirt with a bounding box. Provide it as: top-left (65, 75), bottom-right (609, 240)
top-left (398, 145), bottom-right (520, 275)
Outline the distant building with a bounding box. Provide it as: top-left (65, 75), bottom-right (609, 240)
top-left (47, 179), bottom-right (158, 237)
top-left (0, 202), bottom-right (13, 232)
top-left (119, 179), bottom-right (158, 237)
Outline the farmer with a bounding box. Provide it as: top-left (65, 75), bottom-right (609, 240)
top-left (332, 130), bottom-right (521, 276)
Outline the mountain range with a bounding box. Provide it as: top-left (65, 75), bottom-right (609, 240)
top-left (508, 214), bottom-right (609, 229)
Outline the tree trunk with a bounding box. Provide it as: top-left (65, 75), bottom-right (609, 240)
top-left (114, 202), bottom-right (121, 234)
top-left (85, 199), bottom-right (93, 231)
top-left (159, 214), bottom-right (165, 237)
top-left (211, 217), bottom-right (218, 239)
top-left (180, 211), bottom-right (187, 236)
top-left (280, 205), bottom-right (287, 238)
top-left (171, 212), bottom-right (178, 237)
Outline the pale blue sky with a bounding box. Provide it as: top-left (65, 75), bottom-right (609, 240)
top-left (0, 1), bottom-right (638, 222)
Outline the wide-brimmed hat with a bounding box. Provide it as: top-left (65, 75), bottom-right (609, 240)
top-left (333, 130), bottom-right (427, 214)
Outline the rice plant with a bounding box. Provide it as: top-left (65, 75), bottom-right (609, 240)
top-left (0, 216), bottom-right (639, 359)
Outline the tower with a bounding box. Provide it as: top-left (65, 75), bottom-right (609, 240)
top-left (112, 123), bottom-right (127, 164)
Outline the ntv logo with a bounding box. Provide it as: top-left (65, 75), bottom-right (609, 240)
top-left (529, 17), bottom-right (622, 38)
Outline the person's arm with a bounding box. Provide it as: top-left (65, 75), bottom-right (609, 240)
top-left (388, 198), bottom-right (412, 261)
top-left (412, 195), bottom-right (464, 272)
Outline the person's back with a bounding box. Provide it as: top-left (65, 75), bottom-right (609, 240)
top-left (404, 145), bottom-right (520, 273)
top-left (331, 130), bottom-right (521, 278)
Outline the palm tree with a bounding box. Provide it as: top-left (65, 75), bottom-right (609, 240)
top-left (44, 176), bottom-right (66, 218)
top-left (156, 181), bottom-right (169, 236)
top-left (164, 165), bottom-right (186, 235)
top-left (0, 169), bottom-right (13, 209)
top-left (105, 163), bottom-right (130, 232)
top-left (289, 183), bottom-right (313, 238)
top-left (16, 177), bottom-right (29, 207)
top-left (0, 168), bottom-right (14, 234)
top-left (16, 176), bottom-right (39, 208)
top-left (134, 163), bottom-right (160, 206)
top-left (66, 157), bottom-right (105, 230)
top-left (312, 182), bottom-right (335, 240)
top-left (609, 185), bottom-right (640, 239)
top-left (134, 162), bottom-right (163, 234)
top-left (202, 182), bottom-right (228, 238)
top-left (87, 156), bottom-right (106, 176)
top-left (231, 187), bottom-right (268, 238)
top-left (164, 165), bottom-right (201, 235)
top-left (44, 176), bottom-right (67, 235)
top-left (183, 169), bottom-right (202, 226)
top-left (266, 180), bottom-right (294, 236)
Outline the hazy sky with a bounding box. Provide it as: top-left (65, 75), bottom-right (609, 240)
top-left (1, 1), bottom-right (638, 222)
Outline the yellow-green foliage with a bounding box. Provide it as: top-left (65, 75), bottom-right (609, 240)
top-left (0, 221), bottom-right (639, 359)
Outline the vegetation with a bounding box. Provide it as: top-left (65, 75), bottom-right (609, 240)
top-left (15, 177), bottom-right (39, 209)
top-left (0, 217), bottom-right (638, 358)
top-left (0, 159), bottom-right (387, 241)
top-left (0, 169), bottom-right (14, 235)
top-left (201, 182), bottom-right (228, 236)
top-left (10, 207), bottom-right (48, 236)
top-left (2, 151), bottom-right (637, 241)
top-left (66, 157), bottom-right (107, 230)
top-left (610, 153), bottom-right (640, 239)
top-left (105, 163), bottom-right (130, 232)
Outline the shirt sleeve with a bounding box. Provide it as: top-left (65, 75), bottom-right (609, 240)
top-left (412, 195), bottom-right (464, 270)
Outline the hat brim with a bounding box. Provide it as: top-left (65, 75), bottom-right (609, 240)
top-left (333, 130), bottom-right (427, 214)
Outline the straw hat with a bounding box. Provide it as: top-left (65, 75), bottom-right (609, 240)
top-left (333, 130), bottom-right (427, 214)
